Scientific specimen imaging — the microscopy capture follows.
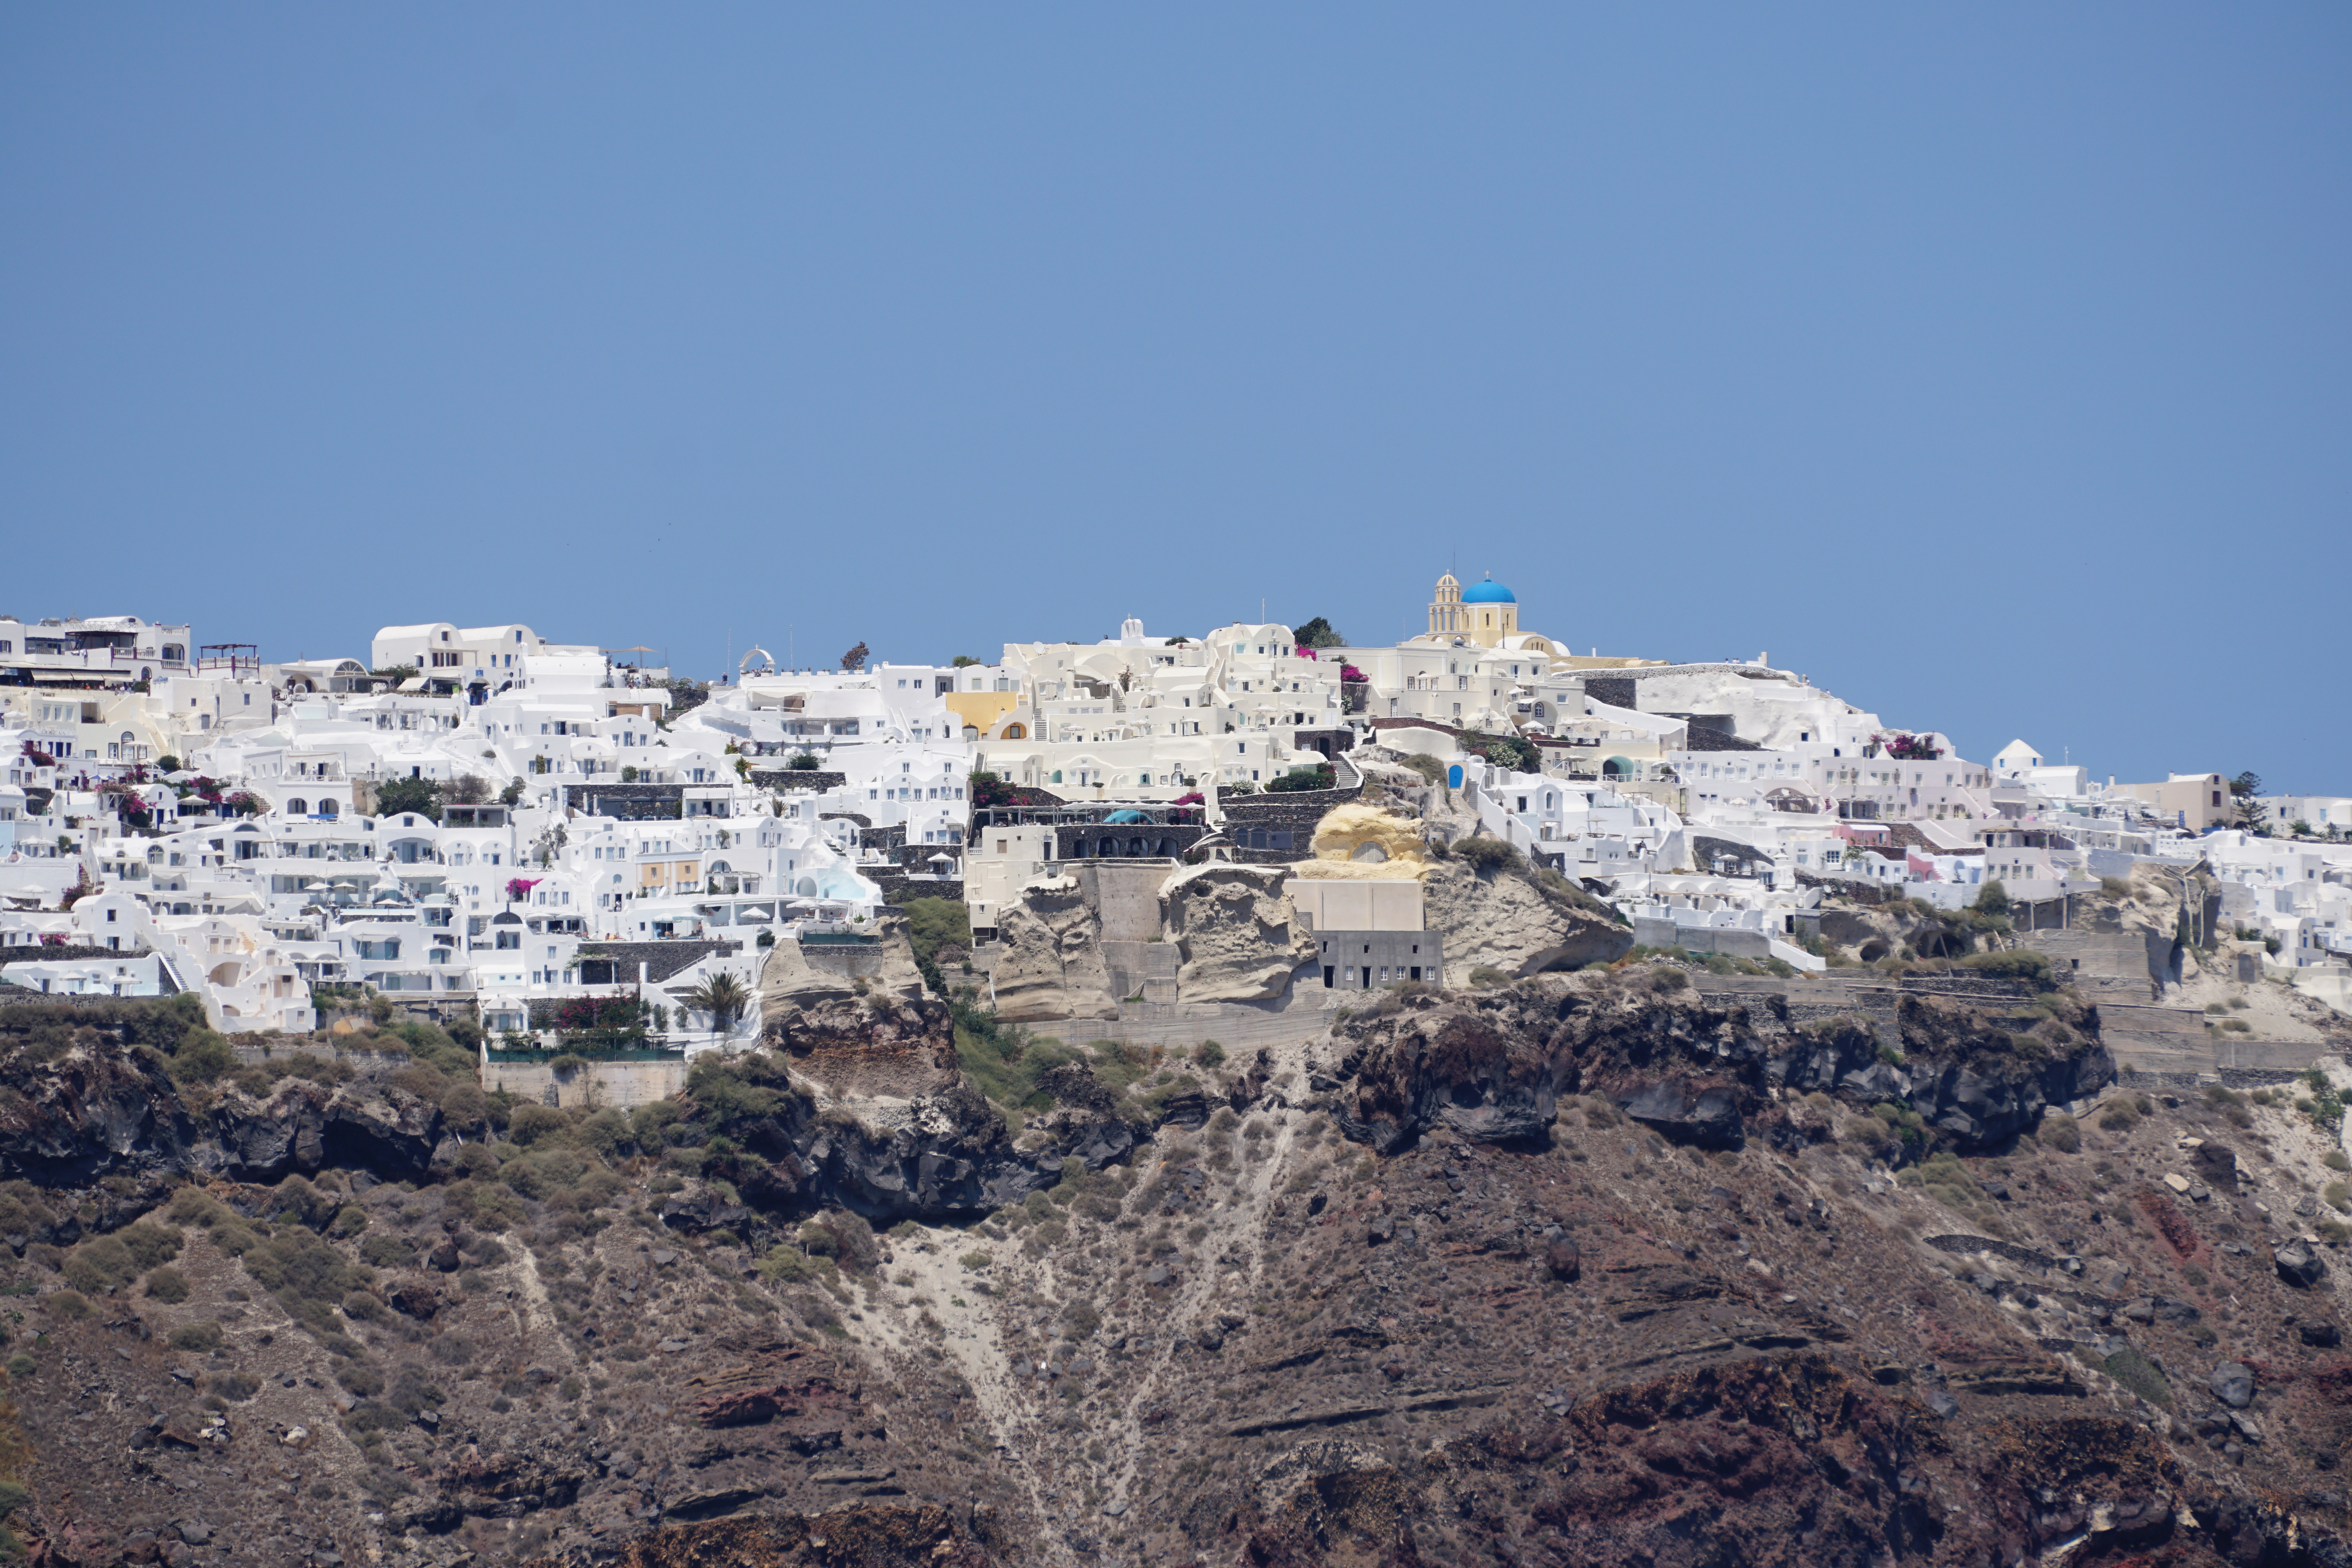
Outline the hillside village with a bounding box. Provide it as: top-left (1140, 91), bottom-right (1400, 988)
top-left (14, 580), bottom-right (2352, 1568)
top-left (2, 579), bottom-right (2347, 1081)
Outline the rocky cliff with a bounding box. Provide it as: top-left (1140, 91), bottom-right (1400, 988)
top-left (985, 884), bottom-right (1121, 1023)
top-left (1160, 864), bottom-right (1315, 1003)
top-left (6, 969), bottom-right (2352, 1568)
top-left (1418, 853), bottom-right (1635, 984)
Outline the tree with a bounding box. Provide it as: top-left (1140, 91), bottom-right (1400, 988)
top-left (789, 753), bottom-right (821, 770)
top-left (445, 774), bottom-right (490, 805)
top-left (2230, 771), bottom-right (2269, 834)
top-left (684, 971), bottom-right (752, 1035)
top-left (1292, 617), bottom-right (1345, 650)
top-left (951, 655), bottom-right (981, 668)
top-left (841, 641), bottom-right (870, 671)
top-left (1267, 763), bottom-right (1336, 793)
top-left (969, 771), bottom-right (1020, 808)
top-left (500, 778), bottom-right (525, 806)
top-left (1469, 733), bottom-right (1540, 774)
top-left (1973, 879), bottom-right (2012, 918)
top-left (373, 775), bottom-right (440, 821)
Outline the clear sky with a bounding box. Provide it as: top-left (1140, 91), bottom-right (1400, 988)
top-left (5, 6), bottom-right (2346, 790)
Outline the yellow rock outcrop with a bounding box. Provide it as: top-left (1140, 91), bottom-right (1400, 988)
top-left (1290, 804), bottom-right (1433, 880)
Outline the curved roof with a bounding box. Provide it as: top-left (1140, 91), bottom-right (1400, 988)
top-left (1461, 576), bottom-right (1516, 605)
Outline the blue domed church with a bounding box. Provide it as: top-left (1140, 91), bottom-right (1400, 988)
top-left (1426, 573), bottom-right (1519, 646)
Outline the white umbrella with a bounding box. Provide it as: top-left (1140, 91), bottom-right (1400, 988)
top-left (304, 880), bottom-right (331, 891)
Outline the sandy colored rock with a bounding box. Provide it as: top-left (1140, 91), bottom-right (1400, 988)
top-left (757, 914), bottom-right (926, 1043)
top-left (987, 882), bottom-right (1120, 1022)
top-left (1421, 855), bottom-right (1632, 985)
top-left (1288, 803), bottom-right (1435, 881)
top-left (1161, 862), bottom-right (1315, 1001)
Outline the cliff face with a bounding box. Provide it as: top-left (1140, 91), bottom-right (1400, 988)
top-left (1329, 969), bottom-right (2112, 1158)
top-left (1161, 864), bottom-right (1315, 1003)
top-left (5, 972), bottom-right (2350, 1568)
top-left (985, 885), bottom-right (1121, 1022)
top-left (0, 1037), bottom-right (447, 1189)
top-left (1419, 857), bottom-right (1634, 984)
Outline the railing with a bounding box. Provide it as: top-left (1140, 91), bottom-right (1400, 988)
top-left (485, 1046), bottom-right (684, 1063)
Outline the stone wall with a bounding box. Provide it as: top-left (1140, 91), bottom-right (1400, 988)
top-left (1583, 677), bottom-right (1636, 710)
top-left (0, 944), bottom-right (153, 967)
top-left (1632, 918), bottom-right (1774, 960)
top-left (1100, 940), bottom-right (1180, 1004)
top-left (1223, 774), bottom-right (1362, 865)
top-left (870, 873), bottom-right (964, 906)
top-left (561, 783), bottom-right (686, 820)
top-left (482, 1055), bottom-right (689, 1109)
top-left (572, 940), bottom-right (739, 985)
top-left (748, 770), bottom-right (848, 793)
top-left (1071, 861), bottom-right (1170, 943)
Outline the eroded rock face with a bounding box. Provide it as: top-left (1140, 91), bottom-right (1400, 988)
top-left (767, 992), bottom-right (960, 1101)
top-left (808, 1079), bottom-right (1082, 1216)
top-left (1329, 967), bottom-right (2113, 1155)
top-left (757, 915), bottom-right (927, 1044)
top-left (1162, 864), bottom-right (1314, 1002)
top-left (1419, 858), bottom-right (1632, 985)
top-left (988, 884), bottom-right (1120, 1022)
top-left (1331, 1003), bottom-right (1568, 1153)
top-left (0, 1042), bottom-right (445, 1185)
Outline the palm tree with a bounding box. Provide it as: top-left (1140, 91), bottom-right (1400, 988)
top-left (684, 971), bottom-right (753, 1035)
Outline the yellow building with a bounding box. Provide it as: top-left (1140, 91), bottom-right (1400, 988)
top-left (1428, 573), bottom-right (1519, 646)
top-left (943, 689), bottom-right (1024, 740)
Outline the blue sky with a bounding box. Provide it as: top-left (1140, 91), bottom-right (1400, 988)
top-left (5, 6), bottom-right (2346, 790)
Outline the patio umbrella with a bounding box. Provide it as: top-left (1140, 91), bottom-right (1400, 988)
top-left (304, 880), bottom-right (331, 891)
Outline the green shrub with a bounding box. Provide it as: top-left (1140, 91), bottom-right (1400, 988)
top-left (2037, 1112), bottom-right (2081, 1153)
top-left (1958, 949), bottom-right (2053, 986)
top-left (1399, 753), bottom-right (1447, 786)
top-left (360, 1232), bottom-right (418, 1269)
top-left (1194, 1040), bottom-right (1227, 1070)
top-left (756, 1245), bottom-right (839, 1288)
top-left (1454, 836), bottom-right (1518, 871)
top-left (1648, 968), bottom-right (1690, 994)
top-left (1468, 965), bottom-right (1514, 989)
top-left (2326, 1182), bottom-right (2351, 1214)
top-left (2102, 1344), bottom-right (2171, 1407)
top-left (168, 1028), bottom-right (238, 1085)
top-left (2097, 1100), bottom-right (2139, 1134)
top-left (44, 1290), bottom-right (91, 1320)
top-left (337, 1361), bottom-right (386, 1396)
top-left (169, 1322), bottom-right (223, 1353)
top-left (62, 1236), bottom-right (135, 1295)
top-left (239, 1225), bottom-right (371, 1336)
top-left (143, 1266), bottom-right (191, 1304)
top-left (116, 1217), bottom-right (180, 1266)
top-left (506, 1103), bottom-right (572, 1146)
